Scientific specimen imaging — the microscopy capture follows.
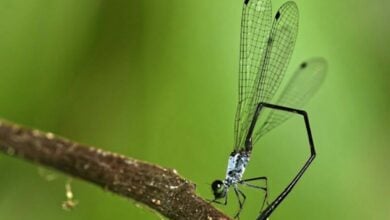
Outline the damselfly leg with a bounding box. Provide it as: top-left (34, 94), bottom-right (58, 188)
top-left (233, 186), bottom-right (246, 218)
top-left (239, 176), bottom-right (269, 213)
top-left (209, 197), bottom-right (228, 206)
top-left (210, 177), bottom-right (268, 219)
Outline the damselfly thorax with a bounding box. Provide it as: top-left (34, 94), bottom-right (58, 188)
top-left (224, 150), bottom-right (250, 186)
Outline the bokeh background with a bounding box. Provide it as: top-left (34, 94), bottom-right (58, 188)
top-left (0, 0), bottom-right (389, 219)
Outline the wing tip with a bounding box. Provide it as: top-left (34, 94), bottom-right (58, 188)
top-left (275, 1), bottom-right (299, 23)
top-left (300, 57), bottom-right (328, 77)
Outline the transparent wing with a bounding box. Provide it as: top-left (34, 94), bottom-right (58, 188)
top-left (235, 1), bottom-right (299, 149)
top-left (234, 0), bottom-right (272, 149)
top-left (253, 57), bottom-right (327, 142)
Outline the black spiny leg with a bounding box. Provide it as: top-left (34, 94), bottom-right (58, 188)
top-left (240, 176), bottom-right (269, 212)
top-left (233, 186), bottom-right (246, 219)
top-left (209, 193), bottom-right (228, 206)
top-left (244, 102), bottom-right (316, 220)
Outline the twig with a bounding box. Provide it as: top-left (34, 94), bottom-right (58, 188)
top-left (0, 119), bottom-right (230, 220)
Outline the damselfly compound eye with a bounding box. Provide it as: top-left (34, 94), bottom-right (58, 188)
top-left (211, 180), bottom-right (225, 198)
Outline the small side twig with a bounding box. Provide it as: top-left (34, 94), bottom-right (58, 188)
top-left (0, 119), bottom-right (230, 220)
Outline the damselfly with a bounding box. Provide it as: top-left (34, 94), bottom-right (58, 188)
top-left (210, 0), bottom-right (327, 219)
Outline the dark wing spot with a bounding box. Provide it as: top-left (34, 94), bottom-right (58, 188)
top-left (300, 62), bottom-right (308, 69)
top-left (244, 0), bottom-right (250, 5)
top-left (275, 11), bottom-right (281, 20)
top-left (267, 37), bottom-right (273, 45)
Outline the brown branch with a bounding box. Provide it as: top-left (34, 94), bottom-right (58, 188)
top-left (0, 119), bottom-right (230, 220)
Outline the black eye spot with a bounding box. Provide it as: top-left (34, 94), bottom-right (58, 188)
top-left (300, 62), bottom-right (308, 69)
top-left (244, 0), bottom-right (250, 5)
top-left (275, 11), bottom-right (281, 20)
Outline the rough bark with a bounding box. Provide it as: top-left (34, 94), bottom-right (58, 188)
top-left (0, 119), bottom-right (230, 220)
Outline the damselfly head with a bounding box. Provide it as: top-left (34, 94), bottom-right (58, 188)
top-left (211, 180), bottom-right (227, 199)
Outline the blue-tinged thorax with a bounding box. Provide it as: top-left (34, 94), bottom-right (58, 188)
top-left (224, 151), bottom-right (250, 186)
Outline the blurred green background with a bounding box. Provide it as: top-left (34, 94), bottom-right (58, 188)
top-left (0, 0), bottom-right (389, 219)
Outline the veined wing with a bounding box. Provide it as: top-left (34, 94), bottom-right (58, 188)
top-left (235, 1), bottom-right (299, 149)
top-left (254, 58), bottom-right (327, 142)
top-left (234, 0), bottom-right (272, 149)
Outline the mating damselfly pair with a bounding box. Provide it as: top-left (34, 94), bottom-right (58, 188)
top-left (209, 0), bottom-right (326, 219)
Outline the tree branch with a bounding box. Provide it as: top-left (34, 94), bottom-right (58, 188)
top-left (0, 119), bottom-right (230, 220)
